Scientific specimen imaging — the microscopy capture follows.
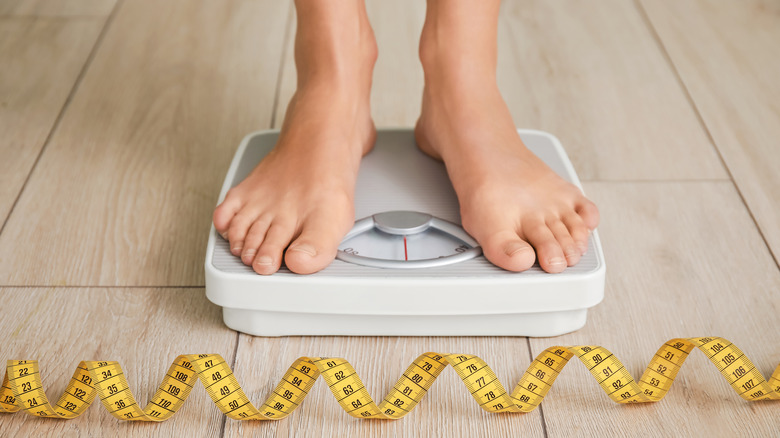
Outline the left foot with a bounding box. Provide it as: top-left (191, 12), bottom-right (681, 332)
top-left (415, 42), bottom-right (599, 272)
top-left (415, 85), bottom-right (599, 273)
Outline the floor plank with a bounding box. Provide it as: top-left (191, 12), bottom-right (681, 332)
top-left (3, 0), bottom-right (779, 436)
top-left (0, 0), bottom-right (289, 286)
top-left (639, 0), bottom-right (780, 264)
top-left (0, 17), bottom-right (103, 229)
top-left (270, 2), bottom-right (293, 129)
top-left (224, 336), bottom-right (544, 437)
top-left (497, 0), bottom-right (728, 181)
top-left (530, 181), bottom-right (780, 436)
top-left (0, 0), bottom-right (115, 16)
top-left (0, 287), bottom-right (237, 436)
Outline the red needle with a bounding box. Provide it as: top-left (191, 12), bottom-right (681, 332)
top-left (403, 236), bottom-right (408, 261)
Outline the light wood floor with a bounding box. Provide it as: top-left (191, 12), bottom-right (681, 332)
top-left (2, 0), bottom-right (779, 436)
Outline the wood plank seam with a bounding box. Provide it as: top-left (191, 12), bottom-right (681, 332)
top-left (0, 0), bottom-right (124, 239)
top-left (0, 14), bottom-right (108, 19)
top-left (527, 337), bottom-right (550, 438)
top-left (226, 3), bottom-right (294, 435)
top-left (219, 331), bottom-right (242, 438)
top-left (633, 0), bottom-right (733, 176)
top-left (0, 285), bottom-right (204, 289)
top-left (269, 1), bottom-right (295, 130)
top-left (633, 0), bottom-right (780, 270)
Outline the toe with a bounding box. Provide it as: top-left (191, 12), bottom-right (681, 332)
top-left (523, 220), bottom-right (567, 273)
top-left (562, 213), bottom-right (589, 255)
top-left (253, 222), bottom-right (296, 275)
top-left (226, 212), bottom-right (257, 257)
top-left (284, 216), bottom-right (349, 275)
top-left (576, 199), bottom-right (600, 230)
top-left (213, 190), bottom-right (243, 238)
top-left (241, 215), bottom-right (272, 265)
top-left (548, 219), bottom-right (580, 266)
top-left (477, 229), bottom-right (536, 272)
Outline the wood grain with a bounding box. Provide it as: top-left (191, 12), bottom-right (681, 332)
top-left (0, 0), bottom-right (289, 286)
top-left (2, 0), bottom-right (779, 436)
top-left (497, 0), bottom-right (729, 181)
top-left (0, 0), bottom-right (115, 16)
top-left (225, 336), bottom-right (544, 437)
top-left (0, 17), bottom-right (103, 228)
top-left (270, 2), bottom-right (293, 129)
top-left (639, 0), bottom-right (780, 264)
top-left (530, 181), bottom-right (780, 436)
top-left (0, 287), bottom-right (237, 436)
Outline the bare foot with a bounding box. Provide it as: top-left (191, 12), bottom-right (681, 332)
top-left (415, 25), bottom-right (601, 275)
top-left (415, 84), bottom-right (599, 273)
top-left (415, 0), bottom-right (599, 274)
top-left (213, 1), bottom-right (377, 275)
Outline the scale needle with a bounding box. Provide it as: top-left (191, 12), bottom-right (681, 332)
top-left (403, 236), bottom-right (408, 261)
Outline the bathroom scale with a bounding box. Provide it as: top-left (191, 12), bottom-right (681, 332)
top-left (205, 129), bottom-right (605, 337)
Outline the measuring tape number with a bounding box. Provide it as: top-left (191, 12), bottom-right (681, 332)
top-left (1, 337), bottom-right (778, 421)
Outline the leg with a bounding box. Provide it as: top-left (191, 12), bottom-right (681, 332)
top-left (213, 0), bottom-right (377, 274)
top-left (415, 0), bottom-right (599, 273)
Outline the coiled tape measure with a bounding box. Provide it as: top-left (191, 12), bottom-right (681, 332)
top-left (1, 337), bottom-right (778, 421)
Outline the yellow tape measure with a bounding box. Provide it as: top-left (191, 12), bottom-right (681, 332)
top-left (1, 337), bottom-right (778, 421)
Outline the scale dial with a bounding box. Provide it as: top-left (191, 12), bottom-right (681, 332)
top-left (336, 211), bottom-right (482, 269)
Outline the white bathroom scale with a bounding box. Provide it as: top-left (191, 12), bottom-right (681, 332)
top-left (205, 129), bottom-right (605, 337)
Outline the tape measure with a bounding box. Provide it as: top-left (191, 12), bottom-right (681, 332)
top-left (1, 337), bottom-right (778, 421)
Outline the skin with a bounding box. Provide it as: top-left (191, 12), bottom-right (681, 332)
top-left (213, 0), bottom-right (600, 275)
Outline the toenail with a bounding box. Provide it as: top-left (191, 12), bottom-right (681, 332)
top-left (505, 242), bottom-right (531, 257)
top-left (232, 245), bottom-right (243, 255)
top-left (220, 232), bottom-right (228, 240)
top-left (243, 249), bottom-right (256, 260)
top-left (289, 244), bottom-right (317, 257)
top-left (565, 248), bottom-right (579, 259)
top-left (548, 257), bottom-right (566, 267)
top-left (254, 255), bottom-right (273, 266)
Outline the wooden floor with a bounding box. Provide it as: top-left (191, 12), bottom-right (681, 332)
top-left (1, 0), bottom-right (779, 435)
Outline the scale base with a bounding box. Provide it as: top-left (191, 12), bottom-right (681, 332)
top-left (206, 128), bottom-right (605, 337)
top-left (223, 308), bottom-right (588, 337)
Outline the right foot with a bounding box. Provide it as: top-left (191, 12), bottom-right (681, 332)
top-left (213, 86), bottom-right (375, 275)
top-left (213, 8), bottom-right (377, 275)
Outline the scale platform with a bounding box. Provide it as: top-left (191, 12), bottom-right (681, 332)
top-left (205, 129), bottom-right (605, 337)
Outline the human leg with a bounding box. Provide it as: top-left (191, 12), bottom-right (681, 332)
top-left (213, 0), bottom-right (378, 275)
top-left (415, 0), bottom-right (599, 273)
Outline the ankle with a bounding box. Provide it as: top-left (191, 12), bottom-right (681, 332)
top-left (295, 22), bottom-right (377, 87)
top-left (418, 22), bottom-right (497, 89)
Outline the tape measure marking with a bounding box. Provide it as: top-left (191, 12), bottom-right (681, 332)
top-left (1, 337), bottom-right (778, 421)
